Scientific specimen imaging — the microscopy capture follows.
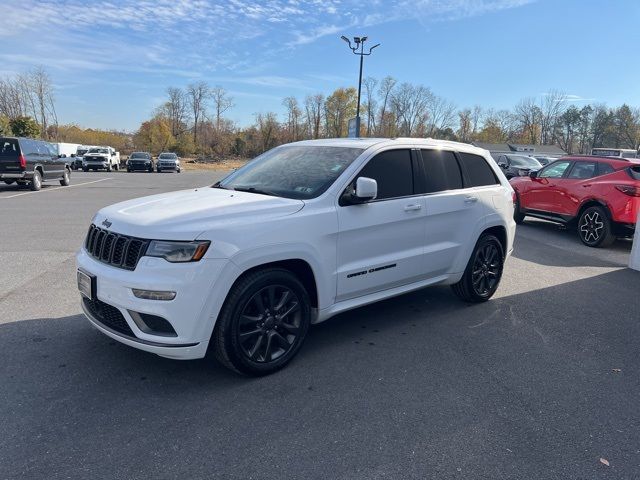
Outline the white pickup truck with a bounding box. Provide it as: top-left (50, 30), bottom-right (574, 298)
top-left (82, 146), bottom-right (120, 172)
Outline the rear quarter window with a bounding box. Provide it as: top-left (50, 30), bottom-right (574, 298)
top-left (628, 166), bottom-right (640, 181)
top-left (457, 152), bottom-right (499, 187)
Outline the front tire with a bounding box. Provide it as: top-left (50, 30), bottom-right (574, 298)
top-left (30, 170), bottom-right (42, 191)
top-left (60, 169), bottom-right (70, 186)
top-left (3, 180), bottom-right (15, 185)
top-left (82, 166), bottom-right (88, 172)
top-left (451, 234), bottom-right (504, 303)
top-left (578, 206), bottom-right (616, 248)
top-left (157, 167), bottom-right (162, 173)
top-left (212, 268), bottom-right (311, 376)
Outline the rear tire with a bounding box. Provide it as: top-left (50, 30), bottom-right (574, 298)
top-left (578, 206), bottom-right (616, 248)
top-left (30, 170), bottom-right (42, 191)
top-left (451, 234), bottom-right (504, 303)
top-left (212, 268), bottom-right (311, 376)
top-left (60, 169), bottom-right (70, 186)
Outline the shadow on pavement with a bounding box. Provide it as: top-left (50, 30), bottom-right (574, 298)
top-left (1, 268), bottom-right (639, 479)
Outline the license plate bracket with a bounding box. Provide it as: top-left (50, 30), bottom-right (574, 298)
top-left (77, 269), bottom-right (96, 300)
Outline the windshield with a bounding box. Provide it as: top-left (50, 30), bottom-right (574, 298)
top-left (130, 152), bottom-right (150, 159)
top-left (88, 148), bottom-right (108, 154)
top-left (159, 153), bottom-right (177, 159)
top-left (218, 145), bottom-right (364, 200)
top-left (509, 155), bottom-right (541, 168)
top-left (77, 149), bottom-right (88, 156)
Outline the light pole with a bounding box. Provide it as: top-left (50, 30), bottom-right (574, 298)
top-left (341, 35), bottom-right (380, 137)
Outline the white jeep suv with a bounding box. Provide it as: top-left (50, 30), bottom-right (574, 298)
top-left (77, 138), bottom-right (516, 375)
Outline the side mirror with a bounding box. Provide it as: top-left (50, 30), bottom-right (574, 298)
top-left (71, 154), bottom-right (76, 157)
top-left (355, 177), bottom-right (377, 201)
top-left (529, 170), bottom-right (538, 179)
top-left (498, 163), bottom-right (507, 169)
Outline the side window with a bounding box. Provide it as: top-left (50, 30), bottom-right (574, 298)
top-left (357, 149), bottom-right (413, 200)
top-left (21, 140), bottom-right (33, 155)
top-left (539, 161), bottom-right (571, 179)
top-left (457, 152), bottom-right (499, 187)
top-left (419, 149), bottom-right (463, 193)
top-left (567, 161), bottom-right (597, 179)
top-left (598, 163), bottom-right (615, 176)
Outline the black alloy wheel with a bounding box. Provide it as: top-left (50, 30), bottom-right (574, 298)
top-left (212, 268), bottom-right (311, 375)
top-left (451, 234), bottom-right (504, 303)
top-left (578, 206), bottom-right (616, 248)
top-left (237, 285), bottom-right (302, 364)
top-left (471, 243), bottom-right (502, 297)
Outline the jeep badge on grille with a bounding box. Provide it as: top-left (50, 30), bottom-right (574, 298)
top-left (102, 219), bottom-right (112, 228)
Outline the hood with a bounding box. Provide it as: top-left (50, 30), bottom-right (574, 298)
top-left (93, 187), bottom-right (305, 240)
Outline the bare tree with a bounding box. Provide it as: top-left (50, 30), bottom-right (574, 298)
top-left (211, 86), bottom-right (233, 131)
top-left (515, 97), bottom-right (543, 144)
top-left (282, 96), bottom-right (302, 142)
top-left (362, 77), bottom-right (378, 136)
top-left (540, 89), bottom-right (566, 145)
top-left (165, 87), bottom-right (189, 136)
top-left (425, 95), bottom-right (456, 137)
top-left (376, 76), bottom-right (397, 137)
top-left (186, 81), bottom-right (210, 146)
top-left (304, 94), bottom-right (324, 139)
top-left (390, 83), bottom-right (431, 136)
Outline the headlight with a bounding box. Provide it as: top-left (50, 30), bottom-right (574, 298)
top-left (146, 240), bottom-right (210, 262)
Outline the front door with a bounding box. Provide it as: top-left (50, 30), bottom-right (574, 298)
top-left (336, 149), bottom-right (426, 302)
top-left (522, 160), bottom-right (572, 213)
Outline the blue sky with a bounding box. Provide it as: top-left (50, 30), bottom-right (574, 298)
top-left (2, 0), bottom-right (639, 132)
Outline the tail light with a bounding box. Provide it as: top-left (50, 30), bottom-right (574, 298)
top-left (18, 154), bottom-right (26, 169)
top-left (512, 191), bottom-right (517, 206)
top-left (615, 185), bottom-right (640, 197)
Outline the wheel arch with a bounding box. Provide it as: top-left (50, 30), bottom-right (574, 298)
top-left (482, 224), bottom-right (507, 254)
top-left (577, 198), bottom-right (612, 221)
top-left (230, 258), bottom-right (319, 309)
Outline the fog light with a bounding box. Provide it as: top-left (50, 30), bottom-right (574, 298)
top-left (132, 289), bottom-right (176, 301)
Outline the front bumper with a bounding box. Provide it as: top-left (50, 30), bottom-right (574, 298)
top-left (128, 163), bottom-right (152, 170)
top-left (76, 248), bottom-right (234, 359)
top-left (84, 161), bottom-right (108, 169)
top-left (158, 163), bottom-right (179, 170)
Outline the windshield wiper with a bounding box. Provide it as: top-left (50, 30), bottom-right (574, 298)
top-left (232, 185), bottom-right (278, 197)
top-left (211, 181), bottom-right (229, 190)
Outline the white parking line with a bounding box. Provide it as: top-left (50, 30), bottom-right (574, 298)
top-left (0, 178), bottom-right (113, 199)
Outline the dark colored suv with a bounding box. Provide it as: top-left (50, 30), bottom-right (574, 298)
top-left (496, 154), bottom-right (542, 179)
top-left (126, 152), bottom-right (154, 172)
top-left (0, 137), bottom-right (71, 191)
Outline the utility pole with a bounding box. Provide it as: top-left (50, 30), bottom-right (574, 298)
top-left (341, 36), bottom-right (380, 137)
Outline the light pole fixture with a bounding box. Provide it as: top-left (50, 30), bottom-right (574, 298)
top-left (341, 35), bottom-right (380, 137)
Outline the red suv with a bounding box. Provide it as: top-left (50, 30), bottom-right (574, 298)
top-left (510, 156), bottom-right (640, 247)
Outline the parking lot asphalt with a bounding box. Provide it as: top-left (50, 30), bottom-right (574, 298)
top-left (1, 171), bottom-right (638, 479)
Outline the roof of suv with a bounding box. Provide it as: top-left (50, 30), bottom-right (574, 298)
top-left (291, 137), bottom-right (488, 155)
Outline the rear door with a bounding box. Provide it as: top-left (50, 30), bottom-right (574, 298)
top-left (0, 138), bottom-right (21, 174)
top-left (416, 149), bottom-right (483, 276)
top-left (555, 160), bottom-right (598, 215)
top-left (336, 148), bottom-right (427, 301)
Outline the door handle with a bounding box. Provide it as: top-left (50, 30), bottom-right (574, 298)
top-left (582, 184), bottom-right (592, 188)
top-left (464, 196), bottom-right (478, 204)
top-left (404, 204), bottom-right (422, 212)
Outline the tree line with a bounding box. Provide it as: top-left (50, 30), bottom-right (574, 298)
top-left (1, 67), bottom-right (639, 158)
